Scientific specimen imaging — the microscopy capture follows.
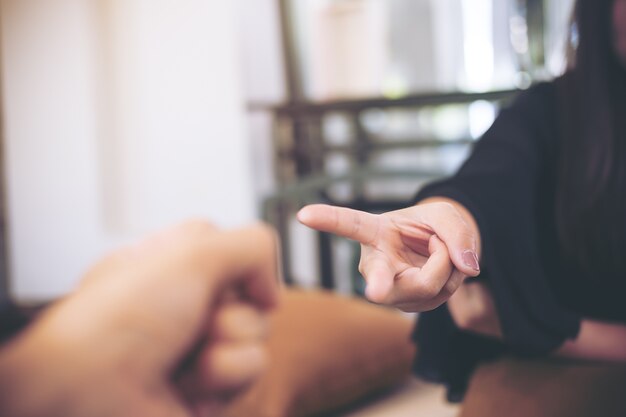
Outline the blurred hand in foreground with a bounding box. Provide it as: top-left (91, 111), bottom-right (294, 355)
top-left (298, 200), bottom-right (480, 312)
top-left (0, 221), bottom-right (280, 417)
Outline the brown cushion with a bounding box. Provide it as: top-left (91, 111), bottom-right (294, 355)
top-left (224, 288), bottom-right (416, 417)
top-left (460, 357), bottom-right (626, 417)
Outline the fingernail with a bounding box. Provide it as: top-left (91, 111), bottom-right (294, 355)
top-left (462, 250), bottom-right (480, 272)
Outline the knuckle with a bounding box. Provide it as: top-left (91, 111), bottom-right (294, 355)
top-left (423, 202), bottom-right (455, 220)
top-left (175, 220), bottom-right (218, 251)
top-left (421, 202), bottom-right (455, 226)
top-left (250, 222), bottom-right (278, 248)
top-left (415, 280), bottom-right (441, 300)
top-left (180, 219), bottom-right (216, 234)
top-left (435, 201), bottom-right (456, 213)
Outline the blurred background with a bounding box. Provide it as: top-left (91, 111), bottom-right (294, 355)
top-left (0, 0), bottom-right (575, 303)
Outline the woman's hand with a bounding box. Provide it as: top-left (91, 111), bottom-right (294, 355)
top-left (297, 199), bottom-right (481, 312)
top-left (0, 221), bottom-right (280, 417)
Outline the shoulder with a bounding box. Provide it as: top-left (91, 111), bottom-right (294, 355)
top-left (503, 81), bottom-right (559, 121)
top-left (475, 81), bottom-right (560, 162)
top-left (491, 81), bottom-right (559, 145)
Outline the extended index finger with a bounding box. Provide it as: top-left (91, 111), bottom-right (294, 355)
top-left (297, 204), bottom-right (381, 245)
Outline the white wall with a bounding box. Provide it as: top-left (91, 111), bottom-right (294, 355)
top-left (1, 0), bottom-right (256, 302)
top-left (237, 0), bottom-right (286, 200)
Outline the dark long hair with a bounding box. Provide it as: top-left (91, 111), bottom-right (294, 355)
top-left (556, 0), bottom-right (626, 273)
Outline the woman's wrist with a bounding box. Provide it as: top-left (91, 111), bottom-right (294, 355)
top-left (447, 281), bottom-right (502, 338)
top-left (556, 319), bottom-right (626, 362)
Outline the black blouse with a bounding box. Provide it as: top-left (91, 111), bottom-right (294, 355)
top-left (411, 81), bottom-right (626, 401)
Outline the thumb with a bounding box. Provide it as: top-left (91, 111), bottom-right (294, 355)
top-left (440, 231), bottom-right (480, 278)
top-left (416, 204), bottom-right (481, 277)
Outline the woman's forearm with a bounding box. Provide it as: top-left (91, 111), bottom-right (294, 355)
top-left (417, 198), bottom-right (626, 362)
top-left (557, 319), bottom-right (626, 362)
top-left (449, 284), bottom-right (626, 363)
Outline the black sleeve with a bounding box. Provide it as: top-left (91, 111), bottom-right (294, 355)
top-left (412, 83), bottom-right (581, 401)
top-left (418, 84), bottom-right (581, 352)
